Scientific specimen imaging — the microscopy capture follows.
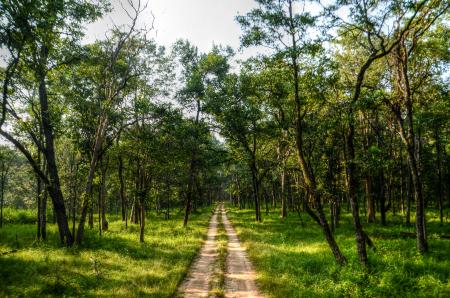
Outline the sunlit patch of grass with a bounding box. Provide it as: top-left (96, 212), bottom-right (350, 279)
top-left (226, 206), bottom-right (450, 297)
top-left (0, 207), bottom-right (212, 297)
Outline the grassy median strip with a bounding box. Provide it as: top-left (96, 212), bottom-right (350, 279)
top-left (209, 210), bottom-right (228, 298)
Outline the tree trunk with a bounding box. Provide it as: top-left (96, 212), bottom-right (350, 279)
top-left (281, 167), bottom-right (287, 218)
top-left (435, 129), bottom-right (443, 224)
top-left (288, 3), bottom-right (346, 263)
top-left (394, 112), bottom-right (428, 252)
top-left (75, 114), bottom-right (108, 244)
top-left (183, 160), bottom-right (195, 227)
top-left (71, 169), bottom-right (77, 237)
top-left (37, 162), bottom-right (48, 241)
top-left (366, 176), bottom-right (375, 223)
top-left (378, 171), bottom-right (387, 226)
top-left (303, 193), bottom-right (347, 265)
top-left (250, 158), bottom-right (261, 222)
top-left (346, 120), bottom-right (369, 266)
top-left (294, 123), bottom-right (347, 265)
top-left (88, 201), bottom-right (94, 229)
top-left (393, 39), bottom-right (427, 253)
top-left (183, 99), bottom-right (201, 227)
top-left (236, 177), bottom-right (242, 209)
top-left (37, 171), bottom-right (42, 240)
top-left (140, 194), bottom-right (145, 243)
top-left (97, 186), bottom-right (102, 236)
top-left (406, 172), bottom-right (412, 225)
top-left (0, 160), bottom-right (8, 229)
top-left (38, 72), bottom-right (72, 246)
top-left (119, 155), bottom-right (126, 222)
top-left (100, 162), bottom-right (108, 231)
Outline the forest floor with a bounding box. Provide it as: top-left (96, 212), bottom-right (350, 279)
top-left (177, 205), bottom-right (263, 298)
top-left (0, 207), bottom-right (213, 297)
top-left (226, 205), bottom-right (450, 297)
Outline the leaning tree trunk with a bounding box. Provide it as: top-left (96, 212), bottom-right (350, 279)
top-left (38, 72), bottom-right (73, 246)
top-left (75, 116), bottom-right (108, 244)
top-left (295, 125), bottom-right (347, 265)
top-left (289, 34), bottom-right (346, 265)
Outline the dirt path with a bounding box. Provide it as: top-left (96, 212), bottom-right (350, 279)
top-left (222, 207), bottom-right (263, 298)
top-left (177, 210), bottom-right (219, 298)
top-left (177, 206), bottom-right (262, 298)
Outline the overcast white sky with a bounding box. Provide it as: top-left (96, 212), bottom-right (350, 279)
top-left (84, 0), bottom-right (259, 54)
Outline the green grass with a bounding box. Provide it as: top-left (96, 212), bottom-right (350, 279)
top-left (1, 207), bottom-right (38, 224)
top-left (0, 207), bottom-right (213, 297)
top-left (226, 206), bottom-right (450, 298)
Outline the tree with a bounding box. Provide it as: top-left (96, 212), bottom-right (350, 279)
top-left (0, 146), bottom-right (14, 228)
top-left (74, 1), bottom-right (154, 243)
top-left (237, 0), bottom-right (347, 264)
top-left (173, 41), bottom-right (230, 226)
top-left (0, 0), bottom-right (107, 246)
top-left (327, 0), bottom-right (448, 263)
top-left (206, 65), bottom-right (270, 222)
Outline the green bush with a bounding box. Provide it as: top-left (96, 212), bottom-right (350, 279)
top-left (2, 208), bottom-right (36, 224)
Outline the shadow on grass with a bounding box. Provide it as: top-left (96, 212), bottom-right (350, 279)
top-left (226, 206), bottom-right (450, 297)
top-left (0, 209), bottom-right (213, 297)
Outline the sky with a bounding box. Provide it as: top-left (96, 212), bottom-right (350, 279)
top-left (84, 0), bottom-right (259, 55)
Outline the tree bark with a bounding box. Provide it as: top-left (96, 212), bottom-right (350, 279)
top-left (250, 132), bottom-right (261, 222)
top-left (100, 161), bottom-right (108, 231)
top-left (37, 169), bottom-right (42, 239)
top-left (140, 192), bottom-right (145, 242)
top-left (118, 155), bottom-right (126, 222)
top-left (365, 177), bottom-right (375, 223)
top-left (183, 99), bottom-right (201, 227)
top-left (391, 40), bottom-right (428, 252)
top-left (346, 120), bottom-right (369, 266)
top-left (76, 116), bottom-right (108, 244)
top-left (280, 167), bottom-right (287, 218)
top-left (287, 0), bottom-right (346, 265)
top-left (38, 70), bottom-right (72, 246)
top-left (435, 129), bottom-right (443, 224)
top-left (0, 160), bottom-right (7, 229)
top-left (37, 161), bottom-right (48, 241)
